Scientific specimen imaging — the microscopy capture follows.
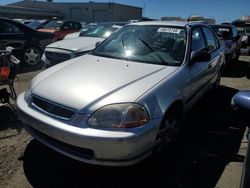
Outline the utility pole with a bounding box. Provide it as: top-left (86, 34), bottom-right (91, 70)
top-left (143, 3), bottom-right (145, 17)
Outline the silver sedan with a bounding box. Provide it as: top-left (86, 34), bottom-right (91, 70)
top-left (17, 21), bottom-right (224, 166)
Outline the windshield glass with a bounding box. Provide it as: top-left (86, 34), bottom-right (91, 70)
top-left (81, 24), bottom-right (122, 38)
top-left (92, 25), bottom-right (187, 66)
top-left (27, 20), bottom-right (44, 29)
top-left (43, 20), bottom-right (63, 30)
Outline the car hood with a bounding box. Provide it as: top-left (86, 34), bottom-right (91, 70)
top-left (64, 32), bottom-right (80, 39)
top-left (47, 36), bottom-right (104, 52)
top-left (31, 54), bottom-right (178, 112)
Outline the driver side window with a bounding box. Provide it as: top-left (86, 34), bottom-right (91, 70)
top-left (191, 27), bottom-right (206, 52)
top-left (0, 21), bottom-right (22, 33)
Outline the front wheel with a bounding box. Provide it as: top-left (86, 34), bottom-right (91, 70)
top-left (154, 113), bottom-right (181, 153)
top-left (23, 46), bottom-right (42, 66)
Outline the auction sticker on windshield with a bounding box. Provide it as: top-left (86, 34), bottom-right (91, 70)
top-left (157, 27), bottom-right (181, 34)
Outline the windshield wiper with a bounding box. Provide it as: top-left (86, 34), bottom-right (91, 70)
top-left (120, 39), bottom-right (128, 60)
top-left (137, 37), bottom-right (168, 65)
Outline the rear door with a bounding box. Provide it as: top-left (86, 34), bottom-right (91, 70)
top-left (187, 26), bottom-right (212, 106)
top-left (201, 26), bottom-right (222, 82)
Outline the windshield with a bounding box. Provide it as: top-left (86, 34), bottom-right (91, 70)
top-left (81, 24), bottom-right (122, 38)
top-left (92, 25), bottom-right (187, 66)
top-left (28, 20), bottom-right (44, 29)
top-left (43, 20), bottom-right (63, 30)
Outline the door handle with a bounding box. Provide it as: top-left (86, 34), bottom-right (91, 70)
top-left (207, 64), bottom-right (212, 69)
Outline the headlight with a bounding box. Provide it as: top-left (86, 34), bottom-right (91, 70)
top-left (88, 103), bottom-right (150, 128)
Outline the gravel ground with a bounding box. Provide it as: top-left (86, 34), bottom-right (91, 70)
top-left (0, 56), bottom-right (249, 188)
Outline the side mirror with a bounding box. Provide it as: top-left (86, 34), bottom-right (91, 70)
top-left (190, 51), bottom-right (211, 64)
top-left (95, 41), bottom-right (101, 48)
top-left (231, 91), bottom-right (250, 111)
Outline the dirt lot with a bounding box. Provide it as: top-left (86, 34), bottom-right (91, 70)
top-left (0, 57), bottom-right (250, 188)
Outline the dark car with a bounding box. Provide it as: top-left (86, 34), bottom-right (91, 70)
top-left (0, 17), bottom-right (55, 66)
top-left (38, 20), bottom-right (82, 41)
top-left (231, 91), bottom-right (250, 188)
top-left (211, 24), bottom-right (241, 64)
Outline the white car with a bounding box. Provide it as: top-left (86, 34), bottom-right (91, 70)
top-left (18, 21), bottom-right (224, 166)
top-left (42, 22), bottom-right (126, 68)
top-left (64, 23), bottom-right (97, 40)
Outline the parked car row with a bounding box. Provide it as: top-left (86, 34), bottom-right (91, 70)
top-left (211, 24), bottom-right (241, 64)
top-left (42, 22), bottom-right (126, 68)
top-left (17, 21), bottom-right (225, 166)
top-left (0, 17), bottom-right (54, 66)
top-left (1, 16), bottom-right (247, 68)
top-left (232, 19), bottom-right (250, 55)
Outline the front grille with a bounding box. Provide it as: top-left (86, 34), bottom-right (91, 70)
top-left (45, 51), bottom-right (71, 65)
top-left (32, 95), bottom-right (75, 120)
top-left (28, 125), bottom-right (94, 160)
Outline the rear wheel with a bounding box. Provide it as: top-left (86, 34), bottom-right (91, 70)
top-left (23, 45), bottom-right (42, 66)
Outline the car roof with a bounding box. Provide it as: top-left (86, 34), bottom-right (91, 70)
top-left (210, 24), bottom-right (232, 28)
top-left (129, 21), bottom-right (208, 27)
top-left (98, 22), bottom-right (128, 26)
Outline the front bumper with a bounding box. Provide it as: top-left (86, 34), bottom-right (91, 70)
top-left (17, 93), bottom-right (159, 166)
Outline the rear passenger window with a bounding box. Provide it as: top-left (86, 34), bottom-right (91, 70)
top-left (202, 27), bottom-right (218, 53)
top-left (191, 27), bottom-right (206, 52)
top-left (0, 21), bottom-right (22, 33)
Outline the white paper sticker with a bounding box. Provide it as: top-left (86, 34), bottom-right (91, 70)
top-left (157, 27), bottom-right (181, 34)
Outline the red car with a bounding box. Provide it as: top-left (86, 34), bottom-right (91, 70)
top-left (38, 20), bottom-right (82, 41)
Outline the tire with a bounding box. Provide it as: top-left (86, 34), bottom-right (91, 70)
top-left (154, 108), bottom-right (182, 153)
top-left (23, 45), bottom-right (42, 66)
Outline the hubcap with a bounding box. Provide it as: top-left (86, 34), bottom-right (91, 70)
top-left (24, 48), bottom-right (40, 65)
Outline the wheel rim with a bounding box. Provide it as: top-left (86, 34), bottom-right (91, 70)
top-left (156, 117), bottom-right (180, 148)
top-left (24, 48), bottom-right (41, 65)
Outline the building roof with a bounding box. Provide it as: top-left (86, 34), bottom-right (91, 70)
top-left (8, 0), bottom-right (142, 10)
top-left (0, 5), bottom-right (62, 18)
